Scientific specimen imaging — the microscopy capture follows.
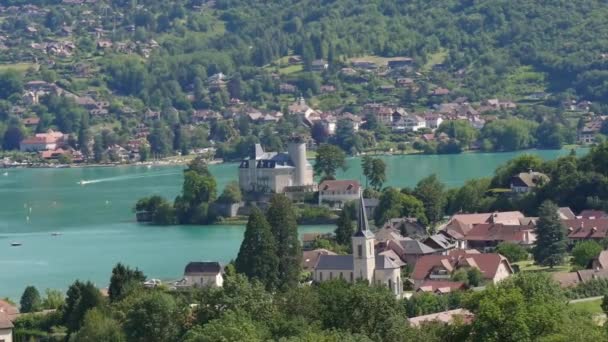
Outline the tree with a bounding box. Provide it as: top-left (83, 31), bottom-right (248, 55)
top-left (42, 289), bottom-right (64, 310)
top-left (63, 281), bottom-right (103, 333)
top-left (0, 70), bottom-right (23, 99)
top-left (334, 202), bottom-right (356, 246)
top-left (414, 175), bottom-right (446, 224)
top-left (266, 194), bottom-right (302, 290)
top-left (2, 125), bottom-right (23, 150)
top-left (361, 156), bottom-right (373, 188)
top-left (124, 291), bottom-right (182, 342)
top-left (109, 263), bottom-right (146, 302)
top-left (70, 308), bottom-right (126, 342)
top-left (20, 286), bottom-right (41, 313)
top-left (183, 310), bottom-right (269, 342)
top-left (235, 208), bottom-right (279, 290)
top-left (369, 158), bottom-right (387, 190)
top-left (218, 181), bottom-right (242, 204)
top-left (374, 188), bottom-right (427, 226)
top-left (571, 240), bottom-right (602, 268)
top-left (533, 201), bottom-right (567, 268)
top-left (314, 144), bottom-right (347, 180)
top-left (311, 121), bottom-right (329, 145)
top-left (496, 242), bottom-right (528, 263)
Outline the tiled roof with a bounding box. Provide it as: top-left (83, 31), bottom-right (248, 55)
top-left (408, 309), bottom-right (474, 327)
top-left (319, 180), bottom-right (360, 193)
top-left (552, 269), bottom-right (608, 287)
top-left (375, 254), bottom-right (403, 269)
top-left (315, 254), bottom-right (354, 270)
top-left (184, 262), bottom-right (221, 275)
top-left (464, 223), bottom-right (534, 243)
top-left (565, 218), bottom-right (608, 239)
top-left (0, 312), bottom-right (13, 329)
top-left (416, 280), bottom-right (466, 292)
top-left (411, 252), bottom-right (510, 281)
top-left (302, 249), bottom-right (336, 270)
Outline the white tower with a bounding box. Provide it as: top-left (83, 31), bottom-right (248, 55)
top-left (287, 137), bottom-right (307, 186)
top-left (352, 195), bottom-right (375, 283)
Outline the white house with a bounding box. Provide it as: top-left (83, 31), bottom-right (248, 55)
top-left (424, 114), bottom-right (443, 130)
top-left (313, 196), bottom-right (405, 296)
top-left (0, 312), bottom-right (13, 342)
top-left (318, 180), bottom-right (361, 208)
top-left (393, 114), bottom-right (426, 132)
top-left (182, 262), bottom-right (223, 288)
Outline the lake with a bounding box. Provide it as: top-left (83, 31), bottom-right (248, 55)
top-left (0, 149), bottom-right (584, 299)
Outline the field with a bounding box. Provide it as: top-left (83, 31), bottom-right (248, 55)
top-left (569, 298), bottom-right (603, 315)
top-left (513, 260), bottom-right (570, 273)
top-left (0, 62), bottom-right (38, 73)
top-left (422, 49), bottom-right (448, 72)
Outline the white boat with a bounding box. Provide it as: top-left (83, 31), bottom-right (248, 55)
top-left (2, 172), bottom-right (7, 176)
top-left (51, 232), bottom-right (62, 236)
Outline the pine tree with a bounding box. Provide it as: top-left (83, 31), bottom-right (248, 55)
top-left (235, 207), bottom-right (279, 290)
top-left (266, 194), bottom-right (302, 290)
top-left (533, 201), bottom-right (567, 267)
top-left (109, 263), bottom-right (146, 302)
top-left (20, 286), bottom-right (41, 313)
top-left (335, 201), bottom-right (356, 246)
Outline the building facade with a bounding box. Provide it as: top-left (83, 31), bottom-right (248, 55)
top-left (313, 196), bottom-right (404, 296)
top-left (238, 140), bottom-right (314, 194)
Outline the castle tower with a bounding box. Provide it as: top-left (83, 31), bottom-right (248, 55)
top-left (352, 194), bottom-right (375, 283)
top-left (287, 137), bottom-right (307, 186)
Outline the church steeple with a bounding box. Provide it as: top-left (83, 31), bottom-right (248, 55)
top-left (354, 194), bottom-right (374, 238)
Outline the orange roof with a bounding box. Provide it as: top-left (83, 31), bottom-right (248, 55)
top-left (411, 252), bottom-right (511, 281)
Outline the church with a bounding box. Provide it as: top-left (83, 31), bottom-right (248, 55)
top-left (313, 196), bottom-right (405, 296)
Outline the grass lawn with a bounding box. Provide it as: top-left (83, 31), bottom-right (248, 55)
top-left (0, 62), bottom-right (38, 73)
top-left (422, 49), bottom-right (447, 72)
top-left (502, 66), bottom-right (547, 99)
top-left (513, 260), bottom-right (571, 273)
top-left (277, 64), bottom-right (303, 75)
top-left (569, 299), bottom-right (603, 315)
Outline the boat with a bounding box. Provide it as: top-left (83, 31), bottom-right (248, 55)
top-left (10, 242), bottom-right (22, 247)
top-left (51, 232), bottom-right (62, 236)
top-left (2, 172), bottom-right (7, 176)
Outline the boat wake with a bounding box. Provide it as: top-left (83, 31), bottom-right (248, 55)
top-left (78, 172), bottom-right (180, 185)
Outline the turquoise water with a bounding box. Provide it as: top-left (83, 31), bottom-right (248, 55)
top-left (0, 149), bottom-right (584, 299)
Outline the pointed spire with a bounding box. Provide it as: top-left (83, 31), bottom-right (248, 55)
top-left (354, 193), bottom-right (374, 238)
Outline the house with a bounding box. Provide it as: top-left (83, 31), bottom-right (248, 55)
top-left (288, 56), bottom-right (302, 65)
top-left (318, 180), bottom-right (361, 208)
top-left (22, 117), bottom-right (40, 128)
top-left (408, 309), bottom-right (474, 327)
top-left (181, 262), bottom-right (223, 288)
top-left (20, 130), bottom-right (65, 152)
top-left (579, 210), bottom-right (608, 219)
top-left (380, 217), bottom-right (428, 239)
top-left (552, 269), bottom-right (608, 287)
top-left (443, 211), bottom-right (526, 242)
top-left (239, 139), bottom-right (314, 194)
top-left (288, 97), bottom-right (315, 118)
top-left (416, 280), bottom-right (467, 294)
top-left (462, 223), bottom-right (536, 251)
top-left (393, 114), bottom-right (426, 132)
top-left (352, 60), bottom-right (378, 70)
top-left (423, 233), bottom-right (457, 253)
top-left (0, 312), bottom-right (12, 342)
top-left (395, 78), bottom-right (414, 88)
top-left (590, 250), bottom-right (608, 270)
top-left (578, 117), bottom-right (604, 144)
top-left (378, 238), bottom-right (438, 266)
top-left (313, 196), bottom-right (405, 296)
top-left (311, 59), bottom-right (329, 72)
top-left (302, 248), bottom-right (336, 271)
top-left (411, 250), bottom-right (513, 287)
top-left (564, 218), bottom-right (608, 242)
top-left (302, 232), bottom-right (323, 250)
top-left (431, 87), bottom-right (450, 96)
top-left (424, 114), bottom-right (443, 130)
top-left (510, 171), bottom-right (549, 193)
top-left (279, 83), bottom-right (297, 94)
top-left (387, 57), bottom-right (414, 69)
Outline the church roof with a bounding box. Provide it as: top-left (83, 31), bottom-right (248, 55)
top-left (315, 254), bottom-right (354, 270)
top-left (354, 195), bottom-right (374, 238)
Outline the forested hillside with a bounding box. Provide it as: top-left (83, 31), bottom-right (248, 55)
top-left (2, 0), bottom-right (608, 163)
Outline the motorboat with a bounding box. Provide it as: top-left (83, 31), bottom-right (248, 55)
top-left (10, 242), bottom-right (22, 247)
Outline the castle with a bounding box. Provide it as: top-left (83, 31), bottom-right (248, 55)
top-left (238, 138), bottom-right (314, 194)
top-left (313, 196), bottom-right (404, 296)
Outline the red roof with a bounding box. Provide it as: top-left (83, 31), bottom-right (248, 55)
top-left (579, 210), bottom-right (608, 219)
top-left (416, 280), bottom-right (467, 292)
top-left (411, 252), bottom-right (511, 281)
top-left (464, 223), bottom-right (534, 243)
top-left (564, 218), bottom-right (608, 239)
top-left (319, 180), bottom-right (360, 192)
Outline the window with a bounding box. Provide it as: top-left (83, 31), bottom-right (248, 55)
top-left (357, 244), bottom-right (362, 258)
top-left (388, 279), bottom-right (393, 290)
top-left (339, 272), bottom-right (343, 279)
top-left (350, 272), bottom-right (354, 282)
top-left (319, 272), bottom-right (323, 281)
